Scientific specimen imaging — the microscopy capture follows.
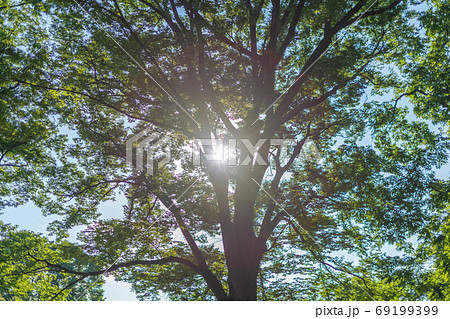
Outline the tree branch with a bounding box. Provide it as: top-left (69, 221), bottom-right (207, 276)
top-left (146, 182), bottom-right (229, 300)
top-left (278, 0), bottom-right (307, 56)
top-left (50, 277), bottom-right (85, 301)
top-left (344, 0), bottom-right (402, 27)
top-left (29, 254), bottom-right (200, 276)
top-left (287, 219), bottom-right (375, 297)
top-left (179, 0), bottom-right (260, 60)
top-left (0, 1), bottom-right (37, 10)
top-left (13, 79), bottom-right (187, 134)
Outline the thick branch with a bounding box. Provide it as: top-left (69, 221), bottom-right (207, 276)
top-left (13, 79), bottom-right (187, 134)
top-left (147, 184), bottom-right (228, 300)
top-left (259, 126), bottom-right (311, 239)
top-left (344, 0), bottom-right (402, 27)
top-left (278, 0), bottom-right (307, 56)
top-left (30, 255), bottom-right (200, 277)
top-left (270, 1), bottom-right (375, 121)
top-left (179, 0), bottom-right (260, 60)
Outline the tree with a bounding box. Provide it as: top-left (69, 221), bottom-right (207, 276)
top-left (0, 0), bottom-right (448, 300)
top-left (400, 0), bottom-right (450, 300)
top-left (0, 222), bottom-right (105, 300)
top-left (0, 0), bottom-right (66, 210)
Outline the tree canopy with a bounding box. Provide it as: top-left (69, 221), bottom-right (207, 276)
top-left (0, 0), bottom-right (449, 300)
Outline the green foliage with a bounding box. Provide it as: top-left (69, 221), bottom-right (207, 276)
top-left (0, 0), bottom-right (449, 300)
top-left (0, 222), bottom-right (104, 300)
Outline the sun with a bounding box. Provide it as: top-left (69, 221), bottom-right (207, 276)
top-left (211, 141), bottom-right (231, 163)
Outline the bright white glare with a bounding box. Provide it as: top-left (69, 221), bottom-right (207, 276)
top-left (211, 141), bottom-right (230, 162)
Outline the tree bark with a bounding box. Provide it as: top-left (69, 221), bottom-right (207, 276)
top-left (223, 223), bottom-right (266, 300)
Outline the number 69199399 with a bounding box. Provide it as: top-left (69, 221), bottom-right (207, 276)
top-left (375, 305), bottom-right (438, 316)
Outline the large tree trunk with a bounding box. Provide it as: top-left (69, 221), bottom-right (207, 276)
top-left (227, 263), bottom-right (261, 300)
top-left (211, 139), bottom-right (270, 300)
top-left (223, 225), bottom-right (266, 300)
